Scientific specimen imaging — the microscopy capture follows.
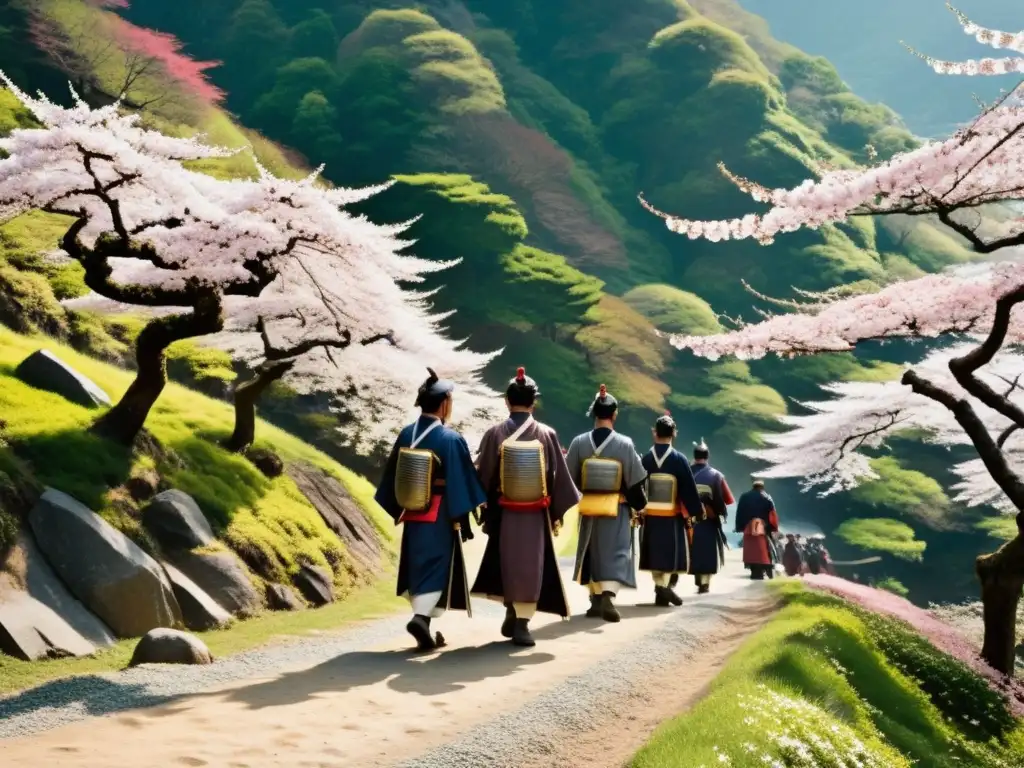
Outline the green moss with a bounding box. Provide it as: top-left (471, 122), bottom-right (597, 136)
top-left (835, 518), bottom-right (927, 561)
top-left (166, 341), bottom-right (238, 387)
top-left (649, 18), bottom-right (771, 84)
top-left (344, 12), bottom-right (506, 117)
top-left (0, 87), bottom-right (37, 136)
top-left (0, 262), bottom-right (68, 337)
top-left (779, 52), bottom-right (846, 96)
top-left (393, 173), bottom-right (528, 244)
top-left (621, 284), bottom-right (722, 335)
top-left (345, 8), bottom-right (441, 50)
top-left (851, 457), bottom-right (951, 529)
top-left (707, 66), bottom-right (782, 117)
top-left (500, 244), bottom-right (604, 326)
top-left (576, 295), bottom-right (670, 410)
top-left (797, 224), bottom-right (886, 285)
top-left (882, 252), bottom-right (927, 281)
top-left (880, 219), bottom-right (974, 272)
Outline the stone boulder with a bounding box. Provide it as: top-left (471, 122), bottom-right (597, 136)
top-left (293, 563), bottom-right (334, 607)
top-left (287, 462), bottom-right (384, 580)
top-left (246, 447), bottom-right (284, 478)
top-left (28, 488), bottom-right (182, 637)
top-left (142, 490), bottom-right (214, 551)
top-left (0, 532), bottom-right (116, 661)
top-left (126, 467), bottom-right (160, 502)
top-left (15, 349), bottom-right (112, 408)
top-left (166, 548), bottom-right (262, 617)
top-left (160, 561), bottom-right (232, 632)
top-left (266, 583), bottom-right (302, 612)
top-left (129, 628), bottom-right (212, 667)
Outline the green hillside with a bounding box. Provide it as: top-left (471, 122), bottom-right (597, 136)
top-left (634, 584), bottom-right (1024, 767)
top-left (0, 0), bottom-right (1004, 605)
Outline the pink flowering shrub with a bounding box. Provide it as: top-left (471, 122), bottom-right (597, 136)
top-left (805, 575), bottom-right (1024, 719)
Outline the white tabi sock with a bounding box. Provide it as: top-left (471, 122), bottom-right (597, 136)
top-left (410, 591), bottom-right (443, 617)
top-left (512, 602), bottom-right (537, 620)
top-left (599, 581), bottom-right (620, 596)
top-left (652, 572), bottom-right (670, 587)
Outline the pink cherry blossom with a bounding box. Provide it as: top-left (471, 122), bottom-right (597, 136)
top-left (0, 74), bottom-right (502, 447)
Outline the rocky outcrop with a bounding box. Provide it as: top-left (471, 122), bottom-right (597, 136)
top-left (0, 532), bottom-right (116, 661)
top-left (166, 549), bottom-right (262, 617)
top-left (293, 563), bottom-right (334, 607)
top-left (14, 349), bottom-right (112, 408)
top-left (141, 490), bottom-right (262, 617)
top-left (129, 628), bottom-right (213, 666)
top-left (266, 583), bottom-right (302, 611)
top-left (28, 488), bottom-right (182, 638)
top-left (142, 490), bottom-right (214, 551)
top-left (287, 462), bottom-right (384, 583)
top-left (161, 561), bottom-right (232, 632)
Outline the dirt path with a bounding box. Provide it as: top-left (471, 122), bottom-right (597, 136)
top-left (0, 541), bottom-right (769, 768)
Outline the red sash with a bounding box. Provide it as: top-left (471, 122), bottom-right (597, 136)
top-left (499, 496), bottom-right (551, 513)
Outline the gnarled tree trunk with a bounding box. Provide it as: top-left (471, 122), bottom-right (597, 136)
top-left (225, 361), bottom-right (295, 453)
top-left (92, 291), bottom-right (223, 445)
top-left (977, 514), bottom-right (1024, 675)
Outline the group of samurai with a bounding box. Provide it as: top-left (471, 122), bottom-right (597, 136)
top-left (374, 366), bottom-right (783, 652)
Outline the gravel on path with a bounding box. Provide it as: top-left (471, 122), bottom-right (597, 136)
top-left (0, 600), bottom-right (507, 741)
top-left (395, 586), bottom-right (767, 768)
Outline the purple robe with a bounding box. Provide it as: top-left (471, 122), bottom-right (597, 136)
top-left (470, 412), bottom-right (581, 617)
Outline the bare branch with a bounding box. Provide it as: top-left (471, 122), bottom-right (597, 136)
top-left (902, 367), bottom-right (1024, 509)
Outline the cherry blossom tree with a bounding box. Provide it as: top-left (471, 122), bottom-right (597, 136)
top-left (209, 256), bottom-right (504, 454)
top-left (0, 74), bottom-right (465, 447)
top-left (27, 1), bottom-right (222, 111)
top-left (640, 5), bottom-right (1024, 675)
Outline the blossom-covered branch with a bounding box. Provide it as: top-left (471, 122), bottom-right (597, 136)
top-left (741, 345), bottom-right (1024, 513)
top-left (903, 4), bottom-right (1024, 78)
top-left (670, 263), bottom-right (1024, 361)
top-left (639, 7), bottom-right (1024, 252)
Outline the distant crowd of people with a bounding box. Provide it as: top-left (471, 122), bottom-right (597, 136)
top-left (374, 366), bottom-right (808, 652)
top-left (781, 533), bottom-right (835, 577)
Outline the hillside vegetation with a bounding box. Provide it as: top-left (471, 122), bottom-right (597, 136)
top-left (0, 0), bottom-right (1007, 605)
top-left (633, 584), bottom-right (1024, 767)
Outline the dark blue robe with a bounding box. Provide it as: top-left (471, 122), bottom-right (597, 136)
top-left (375, 416), bottom-right (486, 609)
top-left (639, 445), bottom-right (703, 575)
top-left (690, 462), bottom-right (733, 576)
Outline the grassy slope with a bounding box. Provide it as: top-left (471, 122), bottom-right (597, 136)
top-left (0, 327), bottom-right (393, 574)
top-left (632, 584), bottom-right (1024, 767)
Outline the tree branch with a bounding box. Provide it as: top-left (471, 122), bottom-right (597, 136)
top-left (948, 285), bottom-right (1024, 428)
top-left (255, 315), bottom-right (396, 366)
top-left (902, 368), bottom-right (1024, 509)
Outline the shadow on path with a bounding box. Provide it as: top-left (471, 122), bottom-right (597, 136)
top-left (0, 593), bottom-right (739, 727)
top-left (182, 605), bottom-right (680, 711)
top-left (197, 642), bottom-right (556, 710)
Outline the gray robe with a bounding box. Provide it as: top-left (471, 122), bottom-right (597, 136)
top-left (567, 429), bottom-right (647, 590)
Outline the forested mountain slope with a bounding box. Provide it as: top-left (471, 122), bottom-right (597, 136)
top-left (0, 0), bottom-right (1004, 604)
